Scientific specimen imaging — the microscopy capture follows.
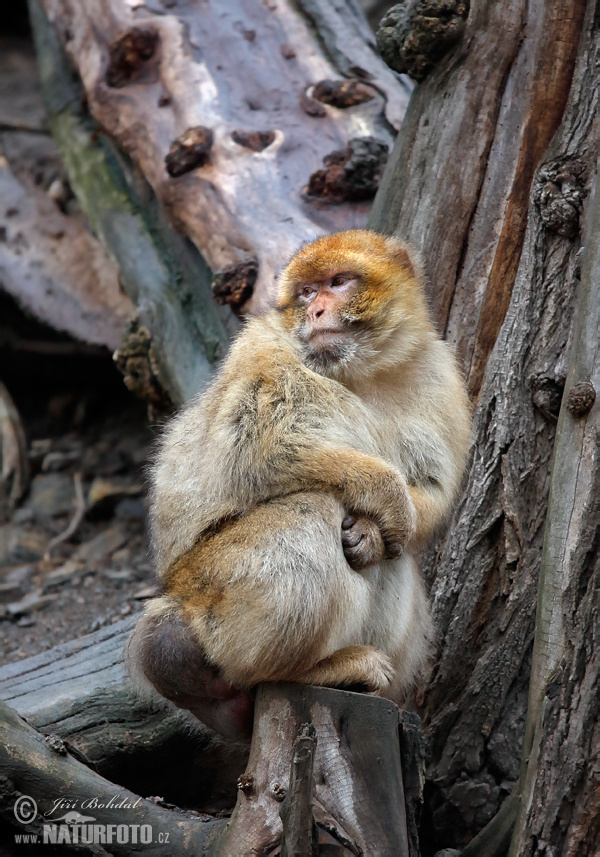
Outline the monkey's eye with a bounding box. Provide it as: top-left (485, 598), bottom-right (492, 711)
top-left (331, 274), bottom-right (352, 288)
top-left (298, 285), bottom-right (317, 301)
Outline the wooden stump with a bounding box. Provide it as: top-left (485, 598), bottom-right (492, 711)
top-left (216, 683), bottom-right (414, 857)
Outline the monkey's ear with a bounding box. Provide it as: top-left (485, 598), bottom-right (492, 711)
top-left (385, 237), bottom-right (417, 279)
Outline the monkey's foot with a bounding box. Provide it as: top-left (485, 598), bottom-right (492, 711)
top-left (296, 645), bottom-right (394, 694)
top-left (342, 515), bottom-right (385, 570)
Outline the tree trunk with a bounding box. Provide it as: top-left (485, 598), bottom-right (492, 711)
top-left (371, 0), bottom-right (599, 853)
top-left (508, 165), bottom-right (600, 857)
top-left (29, 0), bottom-right (410, 403)
top-left (18, 0), bottom-right (599, 853)
top-left (213, 683), bottom-right (415, 857)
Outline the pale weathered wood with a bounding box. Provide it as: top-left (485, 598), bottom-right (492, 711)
top-left (217, 683), bottom-right (410, 856)
top-left (370, 0), bottom-right (586, 396)
top-left (0, 165), bottom-right (133, 350)
top-left (30, 0), bottom-right (410, 404)
top-left (29, 0), bottom-right (237, 404)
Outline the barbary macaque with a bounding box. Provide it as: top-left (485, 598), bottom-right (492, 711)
top-left (131, 230), bottom-right (471, 740)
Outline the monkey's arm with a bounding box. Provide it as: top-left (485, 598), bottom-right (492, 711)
top-left (407, 482), bottom-right (457, 543)
top-left (294, 445), bottom-right (416, 558)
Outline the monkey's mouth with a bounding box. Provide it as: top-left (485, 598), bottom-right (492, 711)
top-left (308, 328), bottom-right (345, 340)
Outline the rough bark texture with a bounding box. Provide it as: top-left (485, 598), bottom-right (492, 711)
top-left (370, 0), bottom-right (586, 397)
top-left (216, 683), bottom-right (410, 856)
top-left (30, 0), bottom-right (411, 402)
top-left (370, 0), bottom-right (598, 852)
top-left (508, 161), bottom-right (600, 857)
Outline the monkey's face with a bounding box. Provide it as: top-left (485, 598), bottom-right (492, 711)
top-left (276, 230), bottom-right (429, 380)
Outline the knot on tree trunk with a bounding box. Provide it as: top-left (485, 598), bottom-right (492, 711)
top-left (312, 79), bottom-right (375, 109)
top-left (165, 126), bottom-right (214, 178)
top-left (566, 381), bottom-right (595, 418)
top-left (212, 258), bottom-right (258, 313)
top-left (113, 315), bottom-right (172, 413)
top-left (105, 27), bottom-right (160, 88)
top-left (376, 0), bottom-right (469, 82)
top-left (304, 137), bottom-right (388, 203)
top-left (534, 157), bottom-right (587, 238)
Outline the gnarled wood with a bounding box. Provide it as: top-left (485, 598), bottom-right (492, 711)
top-left (370, 0), bottom-right (586, 397)
top-left (0, 699), bottom-right (226, 855)
top-left (508, 140), bottom-right (600, 857)
top-left (31, 0), bottom-right (410, 403)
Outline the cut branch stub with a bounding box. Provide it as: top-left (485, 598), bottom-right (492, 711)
top-left (566, 380), bottom-right (595, 418)
top-left (212, 258), bottom-right (259, 314)
top-left (280, 723), bottom-right (318, 857)
top-left (376, 0), bottom-right (469, 82)
top-left (165, 126), bottom-right (214, 178)
top-left (216, 683), bottom-right (410, 856)
top-left (231, 130), bottom-right (276, 152)
top-left (312, 79), bottom-right (375, 108)
top-left (305, 137), bottom-right (389, 203)
top-left (105, 27), bottom-right (160, 88)
top-left (113, 315), bottom-right (172, 412)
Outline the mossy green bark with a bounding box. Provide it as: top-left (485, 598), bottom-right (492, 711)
top-left (28, 0), bottom-right (235, 404)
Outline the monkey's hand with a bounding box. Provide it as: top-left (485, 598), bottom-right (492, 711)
top-left (341, 515), bottom-right (385, 570)
top-left (363, 472), bottom-right (418, 559)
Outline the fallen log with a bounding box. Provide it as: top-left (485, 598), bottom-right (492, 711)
top-left (0, 699), bottom-right (227, 856)
top-left (0, 678), bottom-right (422, 856)
top-left (0, 164), bottom-right (133, 350)
top-left (29, 0), bottom-right (410, 402)
top-left (0, 617), bottom-right (247, 810)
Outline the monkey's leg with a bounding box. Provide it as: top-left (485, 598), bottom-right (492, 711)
top-left (293, 645), bottom-right (394, 694)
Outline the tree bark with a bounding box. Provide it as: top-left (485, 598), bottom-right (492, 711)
top-left (508, 165), bottom-right (600, 857)
top-left (370, 0), bottom-right (586, 396)
top-left (370, 0), bottom-right (598, 852)
top-left (29, 0), bottom-right (410, 403)
top-left (215, 683), bottom-right (412, 857)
